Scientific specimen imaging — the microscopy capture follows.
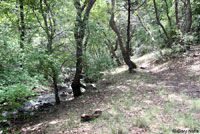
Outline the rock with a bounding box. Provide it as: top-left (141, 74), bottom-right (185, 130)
top-left (86, 83), bottom-right (97, 90)
top-left (0, 120), bottom-right (11, 127)
top-left (1, 110), bottom-right (18, 118)
top-left (36, 94), bottom-right (55, 104)
top-left (65, 86), bottom-right (73, 94)
top-left (21, 101), bottom-right (37, 112)
top-left (17, 94), bottom-right (55, 113)
top-left (64, 77), bottom-right (71, 83)
top-left (80, 88), bottom-right (86, 93)
top-left (140, 67), bottom-right (146, 69)
top-left (57, 85), bottom-right (66, 90)
top-left (81, 82), bottom-right (86, 88)
top-left (59, 92), bottom-right (68, 97)
top-left (1, 93), bottom-right (57, 119)
top-left (71, 68), bottom-right (76, 72)
top-left (1, 112), bottom-right (8, 117)
top-left (38, 103), bottom-right (53, 111)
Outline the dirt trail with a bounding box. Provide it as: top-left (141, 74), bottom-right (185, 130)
top-left (139, 45), bottom-right (200, 98)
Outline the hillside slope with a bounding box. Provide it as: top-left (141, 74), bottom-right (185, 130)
top-left (10, 45), bottom-right (200, 134)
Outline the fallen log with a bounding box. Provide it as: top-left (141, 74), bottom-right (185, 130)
top-left (81, 109), bottom-right (102, 122)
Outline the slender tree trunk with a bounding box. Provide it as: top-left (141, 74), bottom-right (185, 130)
top-left (175, 0), bottom-right (180, 30)
top-left (127, 0), bottom-right (131, 57)
top-left (137, 14), bottom-right (155, 42)
top-left (164, 0), bottom-right (172, 31)
top-left (38, 0), bottom-right (60, 104)
top-left (174, 0), bottom-right (185, 46)
top-left (52, 68), bottom-right (60, 105)
top-left (184, 0), bottom-right (192, 34)
top-left (19, 0), bottom-right (25, 49)
top-left (153, 0), bottom-right (172, 48)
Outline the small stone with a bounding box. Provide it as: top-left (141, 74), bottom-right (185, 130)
top-left (81, 88), bottom-right (86, 93)
top-left (86, 83), bottom-right (97, 90)
top-left (0, 120), bottom-right (11, 127)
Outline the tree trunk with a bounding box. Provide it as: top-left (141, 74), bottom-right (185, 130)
top-left (153, 0), bottom-right (172, 48)
top-left (109, 0), bottom-right (136, 73)
top-left (127, 0), bottom-right (131, 58)
top-left (71, 37), bottom-right (83, 97)
top-left (184, 0), bottom-right (192, 34)
top-left (38, 0), bottom-right (60, 104)
top-left (19, 0), bottom-right (25, 49)
top-left (52, 69), bottom-right (60, 105)
top-left (164, 0), bottom-right (172, 31)
top-left (137, 14), bottom-right (155, 42)
top-left (175, 0), bottom-right (180, 30)
top-left (174, 0), bottom-right (185, 46)
top-left (72, 0), bottom-right (96, 97)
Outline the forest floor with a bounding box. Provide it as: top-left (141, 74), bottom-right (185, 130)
top-left (10, 45), bottom-right (200, 134)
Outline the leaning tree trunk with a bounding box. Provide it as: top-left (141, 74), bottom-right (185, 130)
top-left (109, 0), bottom-right (136, 73)
top-left (137, 14), bottom-right (155, 42)
top-left (72, 0), bottom-right (96, 97)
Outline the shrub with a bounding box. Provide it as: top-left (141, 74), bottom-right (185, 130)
top-left (83, 50), bottom-right (116, 81)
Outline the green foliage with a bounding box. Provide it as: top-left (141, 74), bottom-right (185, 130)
top-left (156, 44), bottom-right (183, 62)
top-left (22, 47), bottom-right (59, 82)
top-left (181, 33), bottom-right (198, 45)
top-left (0, 84), bottom-right (34, 112)
top-left (83, 50), bottom-right (116, 80)
top-left (133, 44), bottom-right (155, 56)
top-left (0, 0), bottom-right (199, 124)
top-left (0, 41), bottom-right (45, 118)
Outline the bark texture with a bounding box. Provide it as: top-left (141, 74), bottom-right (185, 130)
top-left (72, 0), bottom-right (96, 97)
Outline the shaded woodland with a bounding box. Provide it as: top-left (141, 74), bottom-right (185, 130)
top-left (0, 0), bottom-right (200, 133)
